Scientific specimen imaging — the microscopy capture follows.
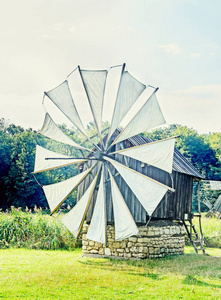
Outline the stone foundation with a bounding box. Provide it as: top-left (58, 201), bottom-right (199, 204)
top-left (82, 220), bottom-right (185, 259)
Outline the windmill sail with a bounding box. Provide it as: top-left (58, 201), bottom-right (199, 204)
top-left (108, 70), bottom-right (146, 140)
top-left (61, 174), bottom-right (98, 238)
top-left (111, 137), bottom-right (175, 174)
top-left (209, 181), bottom-right (221, 190)
top-left (105, 157), bottom-right (173, 216)
top-left (80, 69), bottom-right (108, 134)
top-left (111, 93), bottom-right (166, 145)
top-left (38, 113), bottom-right (91, 151)
top-left (45, 80), bottom-right (87, 136)
top-left (108, 170), bottom-right (139, 240)
top-left (86, 168), bottom-right (106, 244)
top-left (43, 167), bottom-right (93, 214)
top-left (33, 145), bottom-right (87, 174)
top-left (35, 64), bottom-right (178, 248)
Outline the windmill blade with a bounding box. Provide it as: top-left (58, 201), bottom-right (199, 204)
top-left (45, 80), bottom-right (87, 136)
top-left (110, 137), bottom-right (176, 174)
top-left (104, 157), bottom-right (174, 217)
top-left (86, 167), bottom-right (106, 244)
top-left (43, 167), bottom-right (94, 215)
top-left (33, 145), bottom-right (88, 174)
top-left (108, 169), bottom-right (140, 241)
top-left (110, 92), bottom-right (166, 146)
top-left (38, 113), bottom-right (92, 152)
top-left (61, 172), bottom-right (99, 239)
top-left (79, 68), bottom-right (108, 138)
top-left (107, 69), bottom-right (146, 143)
top-left (209, 181), bottom-right (221, 190)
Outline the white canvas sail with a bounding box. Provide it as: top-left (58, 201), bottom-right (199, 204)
top-left (45, 80), bottom-right (87, 136)
top-left (105, 157), bottom-right (172, 216)
top-left (80, 70), bottom-right (107, 134)
top-left (108, 71), bottom-right (146, 140)
top-left (112, 137), bottom-right (175, 174)
top-left (108, 170), bottom-right (139, 240)
top-left (86, 169), bottom-right (106, 244)
top-left (112, 93), bottom-right (166, 145)
top-left (38, 113), bottom-right (90, 151)
top-left (210, 181), bottom-right (221, 190)
top-left (33, 145), bottom-right (87, 174)
top-left (61, 174), bottom-right (98, 238)
top-left (43, 167), bottom-right (93, 214)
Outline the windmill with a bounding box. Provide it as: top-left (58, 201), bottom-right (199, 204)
top-left (33, 63), bottom-right (177, 245)
top-left (199, 181), bottom-right (221, 218)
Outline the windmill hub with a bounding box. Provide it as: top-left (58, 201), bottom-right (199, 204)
top-left (94, 150), bottom-right (105, 161)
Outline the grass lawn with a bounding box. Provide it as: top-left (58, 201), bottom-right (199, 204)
top-left (0, 247), bottom-right (220, 299)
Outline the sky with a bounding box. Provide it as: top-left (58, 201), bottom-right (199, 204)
top-left (0, 0), bottom-right (221, 134)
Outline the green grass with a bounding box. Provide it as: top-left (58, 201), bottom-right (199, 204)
top-left (0, 247), bottom-right (220, 299)
top-left (192, 214), bottom-right (221, 248)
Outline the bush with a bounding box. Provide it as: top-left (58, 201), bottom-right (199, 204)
top-left (0, 207), bottom-right (80, 250)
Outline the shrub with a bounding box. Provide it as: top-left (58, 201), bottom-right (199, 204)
top-left (0, 207), bottom-right (80, 250)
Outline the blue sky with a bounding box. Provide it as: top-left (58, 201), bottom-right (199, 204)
top-left (0, 0), bottom-right (220, 133)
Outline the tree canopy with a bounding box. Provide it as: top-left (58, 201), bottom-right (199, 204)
top-left (0, 118), bottom-right (220, 212)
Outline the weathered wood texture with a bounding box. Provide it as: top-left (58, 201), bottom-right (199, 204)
top-left (77, 138), bottom-right (193, 224)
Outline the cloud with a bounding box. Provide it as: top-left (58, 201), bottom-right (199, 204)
top-left (158, 43), bottom-right (182, 55)
top-left (69, 26), bottom-right (76, 33)
top-left (190, 52), bottom-right (201, 58)
top-left (160, 84), bottom-right (221, 134)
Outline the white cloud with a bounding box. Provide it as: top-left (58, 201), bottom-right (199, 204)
top-left (69, 26), bottom-right (76, 33)
top-left (190, 52), bottom-right (201, 58)
top-left (158, 43), bottom-right (182, 55)
top-left (54, 22), bottom-right (65, 32)
top-left (160, 84), bottom-right (221, 134)
top-left (0, 92), bottom-right (44, 130)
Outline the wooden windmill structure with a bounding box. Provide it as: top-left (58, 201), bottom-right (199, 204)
top-left (33, 63), bottom-right (205, 255)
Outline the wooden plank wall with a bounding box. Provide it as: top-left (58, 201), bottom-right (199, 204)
top-left (77, 138), bottom-right (193, 224)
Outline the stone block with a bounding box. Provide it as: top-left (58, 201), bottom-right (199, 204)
top-left (112, 242), bottom-right (120, 248)
top-left (142, 238), bottom-right (150, 243)
top-left (91, 249), bottom-right (98, 254)
top-left (99, 248), bottom-right (105, 255)
top-left (129, 237), bottom-right (137, 242)
top-left (117, 248), bottom-right (124, 253)
top-left (149, 247), bottom-right (154, 253)
top-left (127, 242), bottom-right (133, 248)
top-left (120, 242), bottom-right (126, 248)
top-left (105, 248), bottom-right (111, 256)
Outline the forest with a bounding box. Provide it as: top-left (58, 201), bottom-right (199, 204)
top-left (0, 117), bottom-right (220, 212)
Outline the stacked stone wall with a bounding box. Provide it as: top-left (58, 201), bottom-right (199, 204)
top-left (82, 220), bottom-right (185, 259)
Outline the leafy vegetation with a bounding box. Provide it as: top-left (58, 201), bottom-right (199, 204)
top-left (0, 118), bottom-right (220, 212)
top-left (145, 125), bottom-right (221, 210)
top-left (0, 247), bottom-right (220, 299)
top-left (0, 207), bottom-right (79, 250)
top-left (0, 209), bottom-right (220, 250)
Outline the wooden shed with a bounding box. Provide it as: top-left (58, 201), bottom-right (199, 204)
top-left (78, 132), bottom-right (204, 225)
